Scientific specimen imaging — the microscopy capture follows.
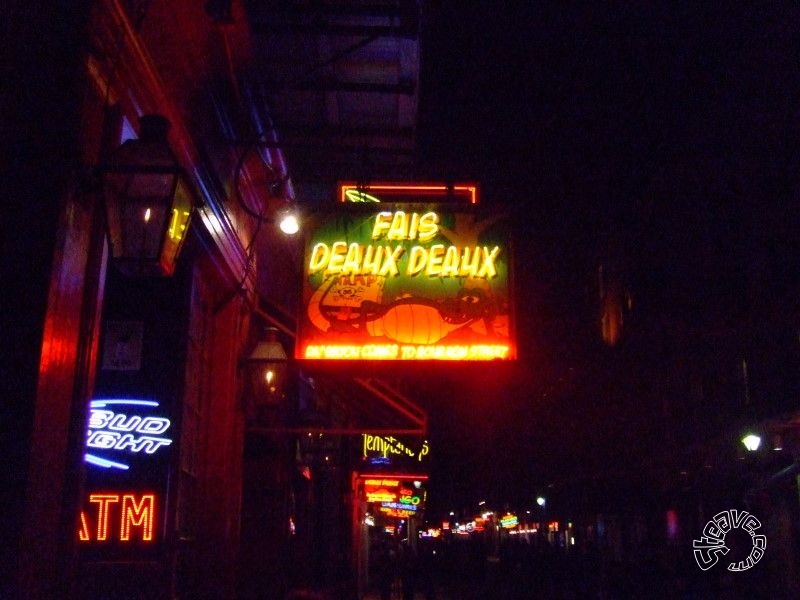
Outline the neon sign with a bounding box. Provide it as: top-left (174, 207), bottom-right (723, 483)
top-left (500, 514), bottom-right (519, 529)
top-left (362, 476), bottom-right (426, 513)
top-left (366, 491), bottom-right (398, 503)
top-left (364, 478), bottom-right (400, 487)
top-left (381, 500), bottom-right (419, 511)
top-left (380, 507), bottom-right (416, 519)
top-left (84, 399), bottom-right (172, 470)
top-left (307, 211), bottom-right (499, 279)
top-left (78, 492), bottom-right (157, 542)
top-left (299, 203), bottom-right (515, 361)
top-left (399, 494), bottom-right (421, 506)
top-left (338, 182), bottom-right (478, 204)
top-left (363, 434), bottom-right (430, 462)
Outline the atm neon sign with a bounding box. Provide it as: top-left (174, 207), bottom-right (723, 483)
top-left (78, 493), bottom-right (157, 542)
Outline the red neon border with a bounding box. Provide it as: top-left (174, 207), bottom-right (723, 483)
top-left (338, 182), bottom-right (479, 204)
top-left (358, 474), bottom-right (429, 481)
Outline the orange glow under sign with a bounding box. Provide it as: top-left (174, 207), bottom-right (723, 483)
top-left (302, 342), bottom-right (510, 360)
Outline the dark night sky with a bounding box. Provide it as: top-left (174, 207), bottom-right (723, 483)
top-left (410, 2), bottom-right (800, 514)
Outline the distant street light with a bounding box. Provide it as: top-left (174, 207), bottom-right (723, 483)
top-left (742, 433), bottom-right (762, 452)
top-left (536, 496), bottom-right (546, 507)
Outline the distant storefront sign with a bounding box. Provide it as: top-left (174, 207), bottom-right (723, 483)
top-left (360, 474), bottom-right (428, 519)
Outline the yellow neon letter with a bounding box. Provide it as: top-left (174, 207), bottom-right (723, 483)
top-left (379, 246), bottom-right (404, 277)
top-left (417, 212), bottom-right (439, 242)
top-left (327, 241), bottom-right (348, 274)
top-left (308, 243), bottom-right (330, 273)
top-left (362, 245), bottom-right (382, 275)
top-left (406, 246), bottom-right (427, 276)
top-left (89, 494), bottom-right (120, 541)
top-left (477, 246), bottom-right (500, 278)
top-left (408, 212), bottom-right (421, 239)
top-left (425, 245), bottom-right (445, 276)
top-left (440, 246), bottom-right (461, 277)
top-left (120, 494), bottom-right (155, 541)
top-left (387, 211), bottom-right (409, 240)
top-left (459, 247), bottom-right (481, 277)
top-left (342, 243), bottom-right (362, 275)
top-left (372, 212), bottom-right (393, 239)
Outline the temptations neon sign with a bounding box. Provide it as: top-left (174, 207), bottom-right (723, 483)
top-left (362, 434), bottom-right (430, 462)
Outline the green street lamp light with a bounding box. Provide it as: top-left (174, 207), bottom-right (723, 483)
top-left (741, 433), bottom-right (762, 452)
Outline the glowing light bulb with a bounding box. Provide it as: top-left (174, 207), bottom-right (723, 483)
top-left (279, 213), bottom-right (299, 235)
top-left (742, 434), bottom-right (761, 452)
top-left (144, 207), bottom-right (151, 223)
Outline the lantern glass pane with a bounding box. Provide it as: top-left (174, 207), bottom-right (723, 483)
top-left (102, 132), bottom-right (191, 276)
top-left (160, 180), bottom-right (193, 269)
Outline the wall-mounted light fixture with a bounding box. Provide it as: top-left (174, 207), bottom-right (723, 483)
top-left (277, 208), bottom-right (300, 235)
top-left (99, 114), bottom-right (193, 277)
top-left (233, 142), bottom-right (300, 236)
top-left (241, 326), bottom-right (288, 422)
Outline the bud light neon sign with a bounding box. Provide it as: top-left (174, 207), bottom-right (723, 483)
top-left (84, 399), bottom-right (172, 471)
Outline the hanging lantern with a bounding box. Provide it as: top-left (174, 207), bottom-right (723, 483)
top-left (100, 114), bottom-right (193, 277)
top-left (241, 326), bottom-right (288, 421)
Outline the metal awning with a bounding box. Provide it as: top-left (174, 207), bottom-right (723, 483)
top-left (240, 0), bottom-right (421, 185)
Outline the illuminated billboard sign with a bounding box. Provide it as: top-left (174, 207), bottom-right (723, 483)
top-left (363, 477), bottom-right (403, 503)
top-left (360, 474), bottom-right (428, 519)
top-left (298, 203), bottom-right (515, 360)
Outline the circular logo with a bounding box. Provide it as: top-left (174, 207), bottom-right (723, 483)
top-left (693, 509), bottom-right (766, 571)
